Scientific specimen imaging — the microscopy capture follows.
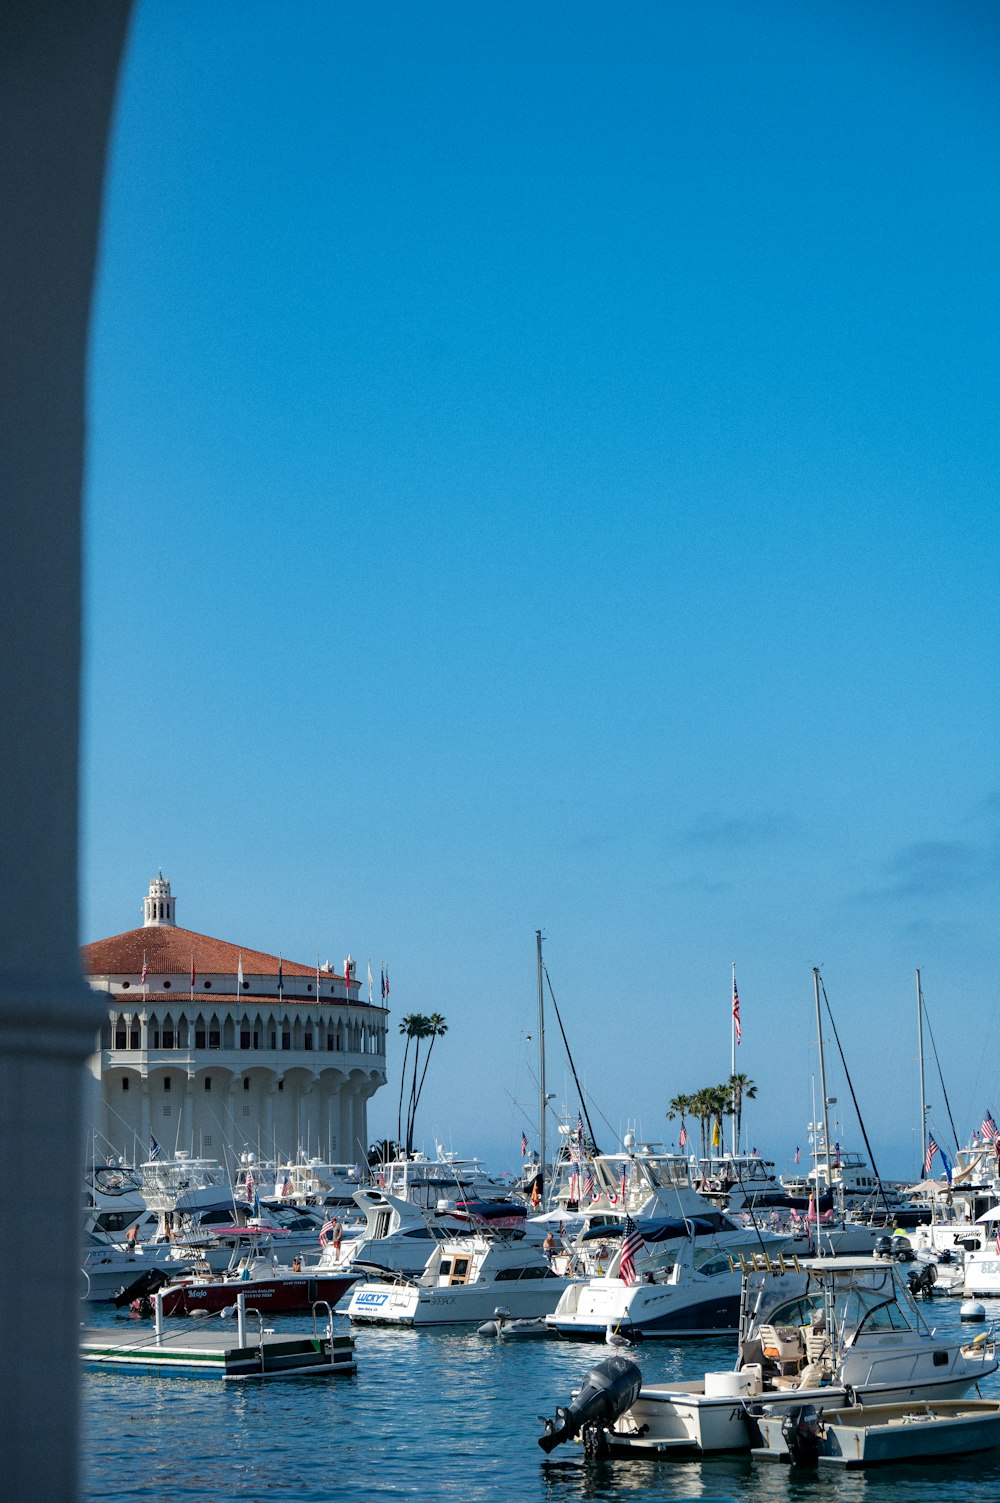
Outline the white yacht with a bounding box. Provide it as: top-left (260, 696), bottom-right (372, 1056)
top-left (346, 1229), bottom-right (571, 1327)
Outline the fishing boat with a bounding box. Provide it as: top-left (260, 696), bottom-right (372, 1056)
top-left (752, 1396), bottom-right (1000, 1467)
top-left (143, 1234), bottom-right (358, 1316)
top-left (539, 1252), bottom-right (998, 1457)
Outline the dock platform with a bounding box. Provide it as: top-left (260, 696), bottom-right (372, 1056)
top-left (81, 1324), bottom-right (357, 1379)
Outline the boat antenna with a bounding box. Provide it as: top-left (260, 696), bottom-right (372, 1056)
top-left (917, 968), bottom-right (928, 1180)
top-left (543, 963), bottom-right (601, 1152)
top-left (818, 973), bottom-right (893, 1222)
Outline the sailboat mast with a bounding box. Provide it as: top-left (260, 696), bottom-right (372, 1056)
top-left (536, 929), bottom-right (546, 1202)
top-left (730, 961), bottom-right (737, 1155)
top-left (916, 967), bottom-right (927, 1180)
top-left (813, 967), bottom-right (834, 1213)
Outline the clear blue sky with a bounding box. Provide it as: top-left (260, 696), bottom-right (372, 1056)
top-left (82, 1), bottom-right (1000, 1181)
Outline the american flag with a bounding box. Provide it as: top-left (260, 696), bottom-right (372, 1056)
top-left (576, 1112), bottom-right (584, 1143)
top-left (678, 1121), bottom-right (688, 1149)
top-left (141, 953), bottom-right (148, 986)
top-left (319, 1215), bottom-right (337, 1246)
top-left (733, 974), bottom-right (741, 1045)
top-left (795, 1146), bottom-right (801, 1165)
top-left (521, 1132), bottom-right (528, 1158)
top-left (583, 1166), bottom-right (595, 1197)
top-left (619, 1214), bottom-right (645, 1286)
top-left (281, 1176), bottom-right (293, 1196)
top-left (983, 1112), bottom-right (998, 1145)
top-left (245, 1171), bottom-right (255, 1201)
top-left (620, 1163), bottom-right (628, 1202)
top-left (924, 1135), bottom-right (939, 1174)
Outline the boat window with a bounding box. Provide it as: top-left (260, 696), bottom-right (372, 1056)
top-left (493, 1267), bottom-right (521, 1281)
top-left (516, 1266), bottom-right (551, 1280)
top-left (438, 1260), bottom-right (452, 1277)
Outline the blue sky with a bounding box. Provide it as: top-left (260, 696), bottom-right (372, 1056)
top-left (82, 1), bottom-right (1000, 1180)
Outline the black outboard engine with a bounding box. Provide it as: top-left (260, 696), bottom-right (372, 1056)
top-left (891, 1234), bottom-right (915, 1263)
top-left (112, 1266), bottom-right (171, 1309)
top-left (781, 1404), bottom-right (822, 1467)
top-left (907, 1262), bottom-right (937, 1298)
top-left (873, 1235), bottom-right (893, 1259)
top-left (538, 1356), bottom-right (643, 1455)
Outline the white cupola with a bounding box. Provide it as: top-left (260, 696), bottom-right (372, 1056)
top-left (143, 871), bottom-right (176, 927)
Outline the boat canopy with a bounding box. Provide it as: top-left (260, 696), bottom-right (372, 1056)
top-left (579, 1216), bottom-right (717, 1243)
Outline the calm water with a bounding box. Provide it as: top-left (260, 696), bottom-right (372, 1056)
top-left (82, 1297), bottom-right (1000, 1503)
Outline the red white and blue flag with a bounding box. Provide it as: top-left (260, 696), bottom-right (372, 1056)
top-left (924, 1136), bottom-right (939, 1174)
top-left (619, 1215), bottom-right (645, 1286)
top-left (141, 953), bottom-right (148, 986)
top-left (983, 1112), bottom-right (998, 1145)
top-left (732, 974), bottom-right (741, 1045)
top-left (678, 1121), bottom-right (688, 1149)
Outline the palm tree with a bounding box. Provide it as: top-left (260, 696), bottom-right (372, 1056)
top-left (408, 1013), bottom-right (448, 1153)
top-left (404, 1014), bottom-right (433, 1156)
top-left (706, 1084), bottom-right (729, 1155)
top-left (397, 1013), bottom-right (425, 1152)
top-left (726, 1072), bottom-right (757, 1150)
top-left (666, 1093), bottom-right (693, 1151)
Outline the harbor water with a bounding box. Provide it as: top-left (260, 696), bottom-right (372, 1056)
top-left (82, 1296), bottom-right (1000, 1503)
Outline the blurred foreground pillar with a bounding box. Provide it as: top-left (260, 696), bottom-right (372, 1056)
top-left (0, 5), bottom-right (131, 1499)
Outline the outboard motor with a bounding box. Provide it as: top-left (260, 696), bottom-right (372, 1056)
top-left (112, 1266), bottom-right (171, 1309)
top-left (538, 1356), bottom-right (643, 1455)
top-left (780, 1404), bottom-right (822, 1467)
top-left (891, 1234), bottom-right (915, 1263)
top-left (906, 1263), bottom-right (937, 1298)
top-left (873, 1235), bottom-right (893, 1259)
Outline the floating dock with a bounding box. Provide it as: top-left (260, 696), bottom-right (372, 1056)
top-left (81, 1293), bottom-right (357, 1379)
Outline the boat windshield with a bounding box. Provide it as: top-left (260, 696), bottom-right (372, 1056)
top-left (765, 1271), bottom-right (914, 1337)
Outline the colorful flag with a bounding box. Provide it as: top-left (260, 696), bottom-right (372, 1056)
top-left (939, 1149), bottom-right (953, 1185)
top-left (381, 967), bottom-right (386, 1001)
top-left (583, 1167), bottom-right (595, 1197)
top-left (245, 1171), bottom-right (255, 1201)
top-left (795, 1146), bottom-right (801, 1165)
top-left (732, 973), bottom-right (741, 1045)
top-left (678, 1121), bottom-right (688, 1148)
top-left (620, 1163), bottom-right (628, 1201)
top-left (148, 1134), bottom-right (161, 1161)
top-left (619, 1214), bottom-right (645, 1286)
top-left (924, 1135), bottom-right (939, 1174)
top-left (384, 967), bottom-right (390, 999)
top-left (281, 1175), bottom-right (293, 1196)
top-left (521, 1132), bottom-right (528, 1157)
top-left (576, 1112), bottom-right (584, 1143)
top-left (319, 1215), bottom-right (336, 1246)
top-left (141, 952), bottom-right (148, 987)
top-left (711, 1118), bottom-right (721, 1148)
top-left (983, 1112), bottom-right (998, 1145)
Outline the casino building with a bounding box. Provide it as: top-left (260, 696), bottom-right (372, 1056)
top-left (81, 875), bottom-right (388, 1165)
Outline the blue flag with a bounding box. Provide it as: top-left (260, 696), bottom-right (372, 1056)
top-left (149, 1134), bottom-right (161, 1161)
top-left (939, 1148), bottom-right (953, 1184)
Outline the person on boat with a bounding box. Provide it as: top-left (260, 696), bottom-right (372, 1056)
top-left (125, 1224), bottom-right (138, 1248)
top-left (543, 1230), bottom-right (557, 1261)
top-left (330, 1216), bottom-right (343, 1255)
top-left (291, 1257), bottom-right (302, 1273)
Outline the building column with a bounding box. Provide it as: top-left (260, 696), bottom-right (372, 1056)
top-left (0, 6), bottom-right (132, 1495)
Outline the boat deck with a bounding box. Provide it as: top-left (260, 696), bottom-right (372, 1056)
top-left (80, 1324), bottom-right (357, 1379)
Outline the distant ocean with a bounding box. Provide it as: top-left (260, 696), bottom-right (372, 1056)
top-left (82, 1299), bottom-right (1000, 1502)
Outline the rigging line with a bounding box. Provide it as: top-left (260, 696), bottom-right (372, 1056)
top-left (819, 976), bottom-right (892, 1222)
top-left (542, 964), bottom-right (601, 1152)
top-left (920, 990), bottom-right (961, 1153)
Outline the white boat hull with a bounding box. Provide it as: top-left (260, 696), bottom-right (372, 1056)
top-left (753, 1399), bottom-right (1000, 1467)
